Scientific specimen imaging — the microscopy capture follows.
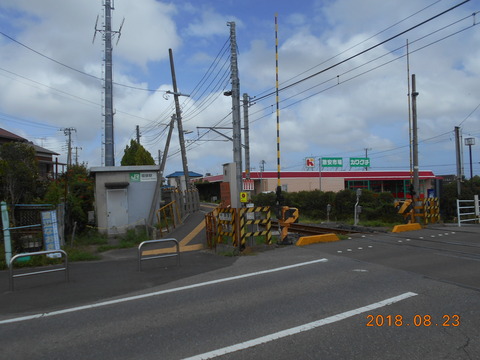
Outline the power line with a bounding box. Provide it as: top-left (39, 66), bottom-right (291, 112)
top-left (458, 102), bottom-right (480, 126)
top-left (253, 0), bottom-right (443, 100)
top-left (247, 12), bottom-right (479, 126)
top-left (0, 66), bottom-right (169, 126)
top-left (0, 30), bottom-right (166, 93)
top-left (253, 0), bottom-right (471, 103)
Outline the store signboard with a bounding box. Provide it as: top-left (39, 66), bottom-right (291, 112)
top-left (349, 158), bottom-right (370, 167)
top-left (321, 157), bottom-right (343, 167)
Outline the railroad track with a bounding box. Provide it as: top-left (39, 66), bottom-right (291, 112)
top-left (270, 221), bottom-right (364, 236)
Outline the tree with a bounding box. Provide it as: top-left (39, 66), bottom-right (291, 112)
top-left (43, 163), bottom-right (94, 232)
top-left (0, 142), bottom-right (38, 205)
top-left (121, 140), bottom-right (155, 166)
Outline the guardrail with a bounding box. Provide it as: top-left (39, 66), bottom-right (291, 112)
top-left (457, 195), bottom-right (480, 227)
top-left (9, 249), bottom-right (69, 291)
top-left (137, 238), bottom-right (180, 271)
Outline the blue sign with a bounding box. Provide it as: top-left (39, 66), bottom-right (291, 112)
top-left (41, 210), bottom-right (61, 258)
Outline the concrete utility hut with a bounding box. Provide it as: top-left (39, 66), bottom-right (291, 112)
top-left (91, 166), bottom-right (161, 235)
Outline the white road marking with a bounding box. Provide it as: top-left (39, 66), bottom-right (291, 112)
top-left (183, 292), bottom-right (418, 360)
top-left (0, 258), bottom-right (328, 325)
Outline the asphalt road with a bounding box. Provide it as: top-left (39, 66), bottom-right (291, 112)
top-left (1, 221), bottom-right (479, 359)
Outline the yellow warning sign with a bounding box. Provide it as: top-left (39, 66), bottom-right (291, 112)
top-left (240, 192), bottom-right (248, 203)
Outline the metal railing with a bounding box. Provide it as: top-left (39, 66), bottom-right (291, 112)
top-left (137, 238), bottom-right (180, 271)
top-left (9, 249), bottom-right (69, 291)
top-left (156, 201), bottom-right (181, 237)
top-left (457, 195), bottom-right (480, 227)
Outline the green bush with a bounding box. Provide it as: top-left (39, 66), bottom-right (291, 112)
top-left (252, 189), bottom-right (401, 224)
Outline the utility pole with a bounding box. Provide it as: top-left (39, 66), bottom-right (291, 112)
top-left (62, 127), bottom-right (76, 168)
top-left (455, 126), bottom-right (463, 196)
top-left (411, 74), bottom-right (420, 221)
top-left (93, 0), bottom-right (124, 166)
top-left (147, 115), bottom-right (175, 228)
top-left (260, 160), bottom-right (265, 192)
top-left (465, 138), bottom-right (475, 180)
top-left (274, 14), bottom-right (283, 218)
top-left (364, 147), bottom-right (371, 171)
top-left (228, 21), bottom-right (243, 209)
top-left (74, 146), bottom-right (82, 165)
top-left (168, 48), bottom-right (191, 191)
top-left (136, 125), bottom-right (141, 144)
top-left (243, 93), bottom-right (251, 179)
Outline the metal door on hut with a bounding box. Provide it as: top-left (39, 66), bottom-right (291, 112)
top-left (106, 188), bottom-right (128, 235)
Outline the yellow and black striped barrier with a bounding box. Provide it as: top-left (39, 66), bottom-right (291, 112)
top-left (424, 197), bottom-right (440, 224)
top-left (239, 206), bottom-right (272, 247)
top-left (216, 208), bottom-right (236, 246)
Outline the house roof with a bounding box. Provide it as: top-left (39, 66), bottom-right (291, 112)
top-left (32, 144), bottom-right (59, 156)
top-left (166, 171), bottom-right (203, 178)
top-left (0, 128), bottom-right (28, 142)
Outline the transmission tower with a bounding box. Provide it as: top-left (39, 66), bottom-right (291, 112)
top-left (93, 0), bottom-right (124, 166)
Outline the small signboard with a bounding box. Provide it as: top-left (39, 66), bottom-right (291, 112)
top-left (140, 172), bottom-right (157, 182)
top-left (240, 192), bottom-right (249, 203)
top-left (130, 172), bottom-right (157, 182)
top-left (305, 157), bottom-right (315, 168)
top-left (321, 157), bottom-right (343, 167)
top-left (130, 173), bottom-right (140, 182)
top-left (349, 157), bottom-right (370, 167)
top-left (219, 212), bottom-right (232, 221)
top-left (41, 210), bottom-right (61, 258)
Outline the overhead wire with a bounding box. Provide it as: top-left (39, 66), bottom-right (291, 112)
top-left (0, 30), bottom-right (167, 93)
top-left (247, 11), bottom-right (479, 126)
top-left (171, 4), bottom-right (477, 164)
top-left (140, 36), bottom-right (231, 147)
top-left (252, 0), bottom-right (471, 103)
top-left (253, 0), bottom-right (444, 100)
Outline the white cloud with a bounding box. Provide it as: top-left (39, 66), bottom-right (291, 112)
top-left (0, 0), bottom-right (478, 176)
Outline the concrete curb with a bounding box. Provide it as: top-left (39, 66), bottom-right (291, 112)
top-left (391, 223), bottom-right (422, 233)
top-left (296, 233), bottom-right (340, 246)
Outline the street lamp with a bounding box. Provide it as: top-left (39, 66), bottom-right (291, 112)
top-left (465, 137), bottom-right (475, 179)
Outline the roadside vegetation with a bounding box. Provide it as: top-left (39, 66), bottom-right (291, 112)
top-left (251, 189), bottom-right (404, 225)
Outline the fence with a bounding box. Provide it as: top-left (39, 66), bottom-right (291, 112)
top-left (205, 206), bottom-right (272, 249)
top-left (239, 206), bottom-right (272, 247)
top-left (396, 197), bottom-right (441, 225)
top-left (457, 195), bottom-right (480, 226)
top-left (156, 200), bottom-right (181, 237)
top-left (216, 208), bottom-right (237, 246)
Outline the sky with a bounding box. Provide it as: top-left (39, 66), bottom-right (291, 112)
top-left (0, 0), bottom-right (479, 179)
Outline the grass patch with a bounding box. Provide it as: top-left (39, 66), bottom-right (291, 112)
top-left (118, 228), bottom-right (149, 248)
top-left (71, 229), bottom-right (109, 246)
top-left (64, 246), bottom-right (101, 261)
top-left (298, 215), bottom-right (324, 224)
top-left (1, 227), bottom-right (151, 269)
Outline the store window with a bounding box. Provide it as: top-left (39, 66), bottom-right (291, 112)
top-left (346, 180), bottom-right (369, 191)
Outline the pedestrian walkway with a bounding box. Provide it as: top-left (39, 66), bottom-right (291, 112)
top-left (0, 207), bottom-right (228, 318)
